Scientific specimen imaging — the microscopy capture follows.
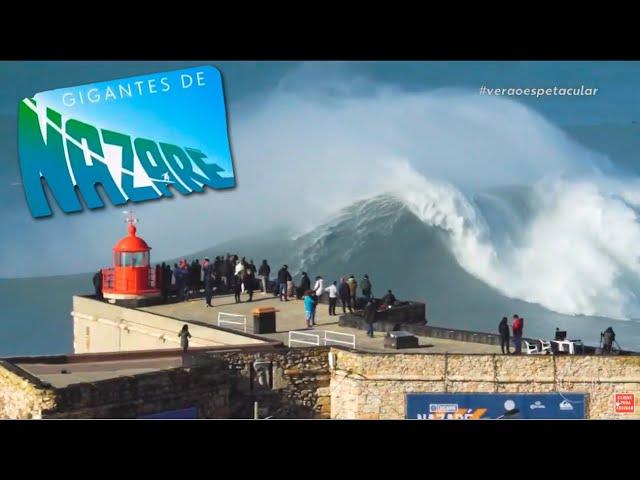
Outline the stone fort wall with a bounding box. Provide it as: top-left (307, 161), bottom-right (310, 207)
top-left (0, 361), bottom-right (57, 419)
top-left (2, 348), bottom-right (638, 419)
top-left (330, 350), bottom-right (640, 419)
top-left (0, 347), bottom-right (330, 419)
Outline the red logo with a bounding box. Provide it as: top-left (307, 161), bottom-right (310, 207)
top-left (614, 393), bottom-right (635, 414)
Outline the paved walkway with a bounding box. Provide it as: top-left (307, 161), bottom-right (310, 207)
top-left (142, 293), bottom-right (502, 354)
top-left (19, 294), bottom-right (501, 388)
top-left (18, 357), bottom-right (184, 388)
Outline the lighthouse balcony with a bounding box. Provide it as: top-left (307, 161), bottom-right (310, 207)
top-left (102, 267), bottom-right (161, 305)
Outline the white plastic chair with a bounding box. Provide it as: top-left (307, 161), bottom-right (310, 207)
top-left (524, 340), bottom-right (540, 355)
top-left (539, 339), bottom-right (553, 355)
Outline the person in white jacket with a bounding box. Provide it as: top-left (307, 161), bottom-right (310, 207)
top-left (235, 260), bottom-right (245, 293)
top-left (311, 276), bottom-right (324, 326)
top-left (325, 281), bottom-right (338, 316)
top-left (313, 276), bottom-right (324, 297)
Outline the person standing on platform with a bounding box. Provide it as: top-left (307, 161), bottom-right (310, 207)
top-left (381, 290), bottom-right (396, 306)
top-left (347, 275), bottom-right (358, 310)
top-left (155, 264), bottom-right (162, 291)
top-left (233, 274), bottom-right (242, 303)
top-left (258, 259), bottom-right (271, 294)
top-left (178, 324), bottom-right (192, 353)
top-left (287, 278), bottom-right (295, 300)
top-left (364, 299), bottom-right (378, 337)
top-left (310, 276), bottom-right (324, 325)
top-left (602, 326), bottom-right (616, 353)
top-left (361, 274), bottom-right (372, 299)
top-left (201, 258), bottom-right (210, 282)
top-left (338, 277), bottom-right (352, 313)
top-left (310, 291), bottom-right (319, 326)
top-left (297, 272), bottom-right (311, 299)
top-left (277, 265), bottom-right (292, 301)
top-left (227, 255), bottom-right (235, 289)
top-left (175, 262), bottom-right (188, 301)
top-left (245, 269), bottom-right (256, 302)
top-left (93, 269), bottom-right (103, 300)
top-left (498, 317), bottom-right (510, 354)
top-left (220, 256), bottom-right (230, 290)
top-left (214, 256), bottom-right (222, 280)
top-left (512, 314), bottom-right (524, 354)
top-left (303, 290), bottom-right (315, 328)
top-left (325, 281), bottom-right (338, 316)
top-left (191, 260), bottom-right (200, 293)
top-left (313, 276), bottom-right (325, 299)
top-left (162, 263), bottom-right (171, 302)
top-left (235, 260), bottom-right (245, 293)
top-left (204, 262), bottom-right (214, 308)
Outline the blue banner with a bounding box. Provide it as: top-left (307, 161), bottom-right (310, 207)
top-left (406, 393), bottom-right (586, 419)
top-left (139, 407), bottom-right (198, 419)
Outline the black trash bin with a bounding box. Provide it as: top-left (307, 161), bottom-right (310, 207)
top-left (384, 331), bottom-right (419, 349)
top-left (252, 307), bottom-right (278, 334)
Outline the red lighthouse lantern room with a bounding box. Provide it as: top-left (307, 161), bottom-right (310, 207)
top-left (102, 212), bottom-right (161, 303)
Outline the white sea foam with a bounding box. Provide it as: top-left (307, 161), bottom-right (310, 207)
top-left (241, 77), bottom-right (640, 319)
top-left (386, 164), bottom-right (640, 319)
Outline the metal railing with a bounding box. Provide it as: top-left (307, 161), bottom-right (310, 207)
top-left (288, 331), bottom-right (321, 347)
top-left (217, 312), bottom-right (247, 333)
top-left (99, 266), bottom-right (163, 290)
top-left (102, 268), bottom-right (115, 289)
top-left (322, 330), bottom-right (356, 349)
top-left (288, 329), bottom-right (356, 349)
top-left (149, 268), bottom-right (160, 288)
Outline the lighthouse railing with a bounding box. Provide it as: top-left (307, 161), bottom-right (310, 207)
top-left (149, 267), bottom-right (164, 289)
top-left (102, 268), bottom-right (115, 290)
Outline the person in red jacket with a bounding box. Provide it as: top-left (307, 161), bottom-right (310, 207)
top-left (512, 314), bottom-right (524, 354)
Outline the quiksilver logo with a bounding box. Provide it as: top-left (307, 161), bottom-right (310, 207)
top-left (559, 400), bottom-right (574, 411)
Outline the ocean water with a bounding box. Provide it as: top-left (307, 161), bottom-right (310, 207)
top-left (2, 184), bottom-right (640, 356)
top-left (2, 113), bottom-right (640, 355)
top-left (0, 274), bottom-right (89, 356)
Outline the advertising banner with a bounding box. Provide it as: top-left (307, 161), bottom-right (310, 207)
top-left (406, 393), bottom-right (586, 419)
top-left (614, 393), bottom-right (636, 414)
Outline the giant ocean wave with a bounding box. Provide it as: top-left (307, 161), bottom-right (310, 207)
top-left (390, 169), bottom-right (640, 319)
top-left (249, 86), bottom-right (640, 320)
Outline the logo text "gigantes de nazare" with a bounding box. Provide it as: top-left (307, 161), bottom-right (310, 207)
top-left (18, 66), bottom-right (235, 218)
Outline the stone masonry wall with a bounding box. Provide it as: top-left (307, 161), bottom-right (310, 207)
top-left (205, 347), bottom-right (331, 418)
top-left (46, 358), bottom-right (232, 419)
top-left (0, 361), bottom-right (57, 419)
top-left (0, 357), bottom-right (232, 419)
top-left (4, 348), bottom-right (637, 419)
top-left (0, 347), bottom-right (331, 419)
top-left (330, 350), bottom-right (640, 419)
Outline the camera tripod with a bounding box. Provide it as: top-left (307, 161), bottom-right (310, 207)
top-left (600, 333), bottom-right (622, 353)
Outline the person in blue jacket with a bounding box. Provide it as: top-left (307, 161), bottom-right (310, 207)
top-left (303, 290), bottom-right (316, 328)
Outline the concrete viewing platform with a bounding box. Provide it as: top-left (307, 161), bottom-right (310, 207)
top-left (140, 293), bottom-right (502, 354)
top-left (16, 356), bottom-right (185, 389)
top-left (2, 293), bottom-right (637, 420)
